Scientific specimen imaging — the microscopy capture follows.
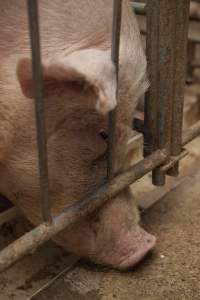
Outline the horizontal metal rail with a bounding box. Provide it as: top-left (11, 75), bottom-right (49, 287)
top-left (182, 120), bottom-right (200, 145)
top-left (140, 28), bottom-right (200, 45)
top-left (1, 120), bottom-right (200, 272)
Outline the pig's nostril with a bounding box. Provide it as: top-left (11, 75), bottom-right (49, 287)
top-left (99, 130), bottom-right (108, 140)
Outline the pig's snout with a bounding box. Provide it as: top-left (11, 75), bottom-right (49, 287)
top-left (90, 223), bottom-right (156, 271)
top-left (116, 228), bottom-right (156, 270)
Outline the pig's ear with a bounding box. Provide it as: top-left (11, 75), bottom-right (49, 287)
top-left (48, 49), bottom-right (117, 114)
top-left (17, 49), bottom-right (117, 115)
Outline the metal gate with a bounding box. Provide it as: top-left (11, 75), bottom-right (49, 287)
top-left (0, 0), bottom-right (200, 272)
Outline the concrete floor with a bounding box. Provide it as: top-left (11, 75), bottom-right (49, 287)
top-left (0, 217), bottom-right (78, 300)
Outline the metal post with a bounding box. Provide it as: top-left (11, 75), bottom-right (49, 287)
top-left (143, 0), bottom-right (159, 159)
top-left (108, 0), bottom-right (122, 180)
top-left (168, 0), bottom-right (190, 176)
top-left (145, 1), bottom-right (176, 185)
top-left (27, 0), bottom-right (52, 222)
top-left (145, 0), bottom-right (190, 185)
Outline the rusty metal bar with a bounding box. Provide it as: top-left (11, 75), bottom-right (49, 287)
top-left (27, 0), bottom-right (51, 222)
top-left (0, 207), bottom-right (20, 228)
top-left (145, 1), bottom-right (178, 186)
top-left (0, 149), bottom-right (167, 273)
top-left (108, 0), bottom-right (122, 180)
top-left (152, 1), bottom-right (176, 184)
top-left (160, 149), bottom-right (188, 173)
top-left (182, 120), bottom-right (200, 145)
top-left (167, 0), bottom-right (190, 177)
top-left (143, 0), bottom-right (158, 159)
top-left (145, 1), bottom-right (190, 184)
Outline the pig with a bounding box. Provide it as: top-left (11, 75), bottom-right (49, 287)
top-left (0, 0), bottom-right (155, 270)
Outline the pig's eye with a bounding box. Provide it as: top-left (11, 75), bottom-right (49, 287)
top-left (99, 130), bottom-right (108, 141)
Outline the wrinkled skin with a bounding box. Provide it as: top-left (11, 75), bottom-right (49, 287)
top-left (0, 0), bottom-right (155, 270)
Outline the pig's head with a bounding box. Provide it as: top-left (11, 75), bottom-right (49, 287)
top-left (15, 48), bottom-right (155, 270)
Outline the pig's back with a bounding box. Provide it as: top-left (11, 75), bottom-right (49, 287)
top-left (0, 0), bottom-right (112, 57)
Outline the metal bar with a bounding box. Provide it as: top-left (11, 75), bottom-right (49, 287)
top-left (0, 149), bottom-right (167, 273)
top-left (182, 120), bottom-right (200, 145)
top-left (145, 1), bottom-right (177, 186)
top-left (168, 0), bottom-right (190, 177)
top-left (27, 0), bottom-right (51, 222)
top-left (0, 207), bottom-right (20, 228)
top-left (108, 0), bottom-right (122, 180)
top-left (153, 1), bottom-right (177, 184)
top-left (143, 0), bottom-right (159, 158)
top-left (160, 149), bottom-right (188, 173)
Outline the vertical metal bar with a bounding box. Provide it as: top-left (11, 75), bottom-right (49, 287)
top-left (107, 0), bottom-right (122, 180)
top-left (145, 1), bottom-right (177, 186)
top-left (27, 0), bottom-right (52, 222)
top-left (168, 0), bottom-right (190, 176)
top-left (144, 0), bottom-right (159, 158)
